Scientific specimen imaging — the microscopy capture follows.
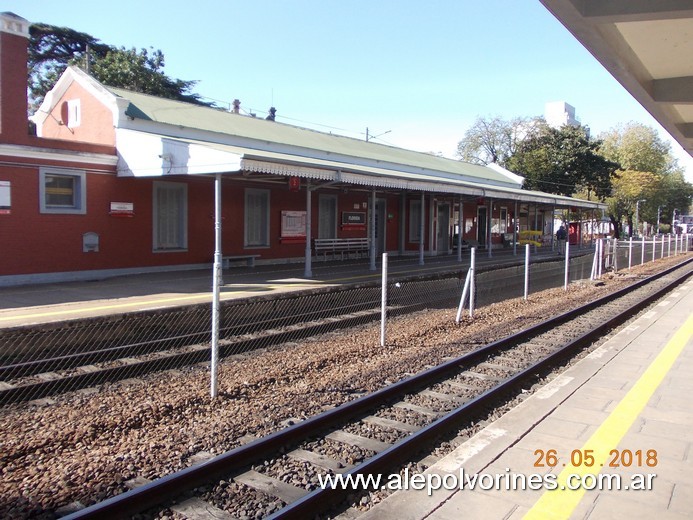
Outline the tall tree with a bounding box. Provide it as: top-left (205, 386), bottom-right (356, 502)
top-left (506, 124), bottom-right (618, 199)
top-left (28, 23), bottom-right (211, 111)
top-left (598, 122), bottom-right (692, 233)
top-left (456, 115), bottom-right (541, 166)
top-left (598, 122), bottom-right (677, 174)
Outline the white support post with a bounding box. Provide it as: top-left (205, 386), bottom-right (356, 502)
top-left (675, 234), bottom-right (679, 255)
top-left (564, 239), bottom-right (570, 290)
top-left (210, 174), bottom-right (222, 399)
top-left (304, 182), bottom-right (313, 278)
top-left (370, 190), bottom-right (377, 271)
top-left (661, 233), bottom-right (665, 258)
top-left (590, 243), bottom-right (598, 281)
top-left (524, 244), bottom-right (530, 300)
top-left (457, 197), bottom-right (463, 262)
top-left (469, 247), bottom-right (476, 318)
top-left (513, 200), bottom-right (518, 256)
top-left (613, 238), bottom-right (618, 272)
top-left (652, 235), bottom-right (656, 262)
top-left (668, 234), bottom-right (672, 257)
top-left (419, 192), bottom-right (425, 266)
top-left (380, 253), bottom-right (388, 347)
top-left (597, 239), bottom-right (603, 278)
top-left (641, 235), bottom-right (645, 265)
top-left (455, 269), bottom-right (472, 324)
top-left (628, 237), bottom-right (633, 271)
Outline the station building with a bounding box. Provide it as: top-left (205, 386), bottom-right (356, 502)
top-left (0, 12), bottom-right (604, 286)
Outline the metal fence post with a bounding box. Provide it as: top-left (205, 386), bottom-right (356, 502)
top-left (652, 235), bottom-right (656, 262)
top-left (380, 253), bottom-right (387, 347)
top-left (564, 239), bottom-right (570, 290)
top-left (210, 174), bottom-right (222, 399)
top-left (641, 235), bottom-right (645, 265)
top-left (455, 269), bottom-right (471, 324)
top-left (524, 244), bottom-right (530, 300)
top-left (613, 238), bottom-right (618, 272)
top-left (668, 234), bottom-right (671, 257)
top-left (469, 247), bottom-right (476, 318)
top-left (628, 237), bottom-right (633, 271)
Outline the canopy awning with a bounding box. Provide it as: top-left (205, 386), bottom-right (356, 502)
top-left (116, 129), bottom-right (605, 210)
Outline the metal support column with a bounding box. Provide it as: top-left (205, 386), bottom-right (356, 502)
top-left (370, 189), bottom-right (377, 271)
top-left (304, 181), bottom-right (313, 278)
top-left (457, 197), bottom-right (463, 262)
top-left (419, 192), bottom-right (425, 265)
top-left (210, 174), bottom-right (222, 398)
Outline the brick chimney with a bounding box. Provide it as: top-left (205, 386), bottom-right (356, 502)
top-left (0, 12), bottom-right (30, 144)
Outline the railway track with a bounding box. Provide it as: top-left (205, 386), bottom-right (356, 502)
top-left (63, 258), bottom-right (692, 520)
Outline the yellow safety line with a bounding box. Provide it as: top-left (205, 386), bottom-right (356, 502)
top-left (523, 312), bottom-right (693, 520)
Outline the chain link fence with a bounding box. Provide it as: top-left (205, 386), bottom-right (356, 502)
top-left (1, 236), bottom-right (690, 407)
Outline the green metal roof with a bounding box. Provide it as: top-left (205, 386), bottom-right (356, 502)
top-left (107, 87), bottom-right (518, 188)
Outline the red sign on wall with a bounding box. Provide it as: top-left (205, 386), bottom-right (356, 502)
top-left (289, 176), bottom-right (300, 192)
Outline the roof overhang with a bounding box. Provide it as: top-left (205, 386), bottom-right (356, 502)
top-left (539, 0), bottom-right (693, 157)
top-left (116, 129), bottom-right (605, 209)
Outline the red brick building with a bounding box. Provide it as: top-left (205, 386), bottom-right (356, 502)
top-left (1, 12), bottom-right (603, 286)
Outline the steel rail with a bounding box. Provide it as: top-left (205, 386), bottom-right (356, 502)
top-left (63, 258), bottom-right (692, 520)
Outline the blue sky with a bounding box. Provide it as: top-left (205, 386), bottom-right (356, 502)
top-left (8, 0), bottom-right (692, 178)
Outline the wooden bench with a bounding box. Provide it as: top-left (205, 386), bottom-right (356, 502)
top-left (314, 238), bottom-right (370, 261)
top-left (221, 255), bottom-right (260, 268)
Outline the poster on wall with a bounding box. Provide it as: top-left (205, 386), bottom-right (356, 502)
top-left (281, 210), bottom-right (306, 240)
top-left (0, 181), bottom-right (10, 214)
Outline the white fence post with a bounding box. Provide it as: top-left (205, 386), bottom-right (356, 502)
top-left (469, 247), bottom-right (476, 318)
top-left (210, 174), bottom-right (222, 399)
top-left (564, 239), bottom-right (570, 290)
top-left (613, 238), bottom-right (619, 272)
top-left (661, 233), bottom-right (665, 258)
top-left (628, 237), bottom-right (633, 271)
top-left (641, 235), bottom-right (645, 265)
top-left (380, 253), bottom-right (388, 347)
top-left (524, 244), bottom-right (530, 300)
top-left (598, 239), bottom-right (603, 278)
top-left (455, 269), bottom-right (472, 324)
top-left (652, 235), bottom-right (656, 262)
top-left (668, 234), bottom-right (672, 257)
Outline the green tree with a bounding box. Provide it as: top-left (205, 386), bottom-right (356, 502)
top-left (599, 122), bottom-right (677, 174)
top-left (506, 124), bottom-right (618, 199)
top-left (598, 122), bottom-right (692, 233)
top-left (456, 115), bottom-right (541, 166)
top-left (28, 23), bottom-right (210, 111)
top-left (606, 170), bottom-right (659, 237)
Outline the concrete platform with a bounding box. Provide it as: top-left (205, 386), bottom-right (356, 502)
top-left (0, 248), bottom-right (570, 328)
top-left (359, 275), bottom-right (693, 519)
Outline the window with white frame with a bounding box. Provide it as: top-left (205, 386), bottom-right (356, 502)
top-left (408, 199), bottom-right (422, 242)
top-left (245, 188), bottom-right (270, 247)
top-left (39, 168), bottom-right (86, 214)
top-left (153, 181), bottom-right (187, 251)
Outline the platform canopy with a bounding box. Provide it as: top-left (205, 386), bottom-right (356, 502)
top-left (115, 128), bottom-right (605, 209)
top-left (540, 0), bottom-right (693, 158)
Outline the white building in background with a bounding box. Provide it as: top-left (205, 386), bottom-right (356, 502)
top-left (545, 101), bottom-right (580, 128)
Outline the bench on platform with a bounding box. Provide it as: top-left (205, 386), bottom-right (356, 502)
top-left (314, 238), bottom-right (370, 261)
top-left (221, 255), bottom-right (260, 268)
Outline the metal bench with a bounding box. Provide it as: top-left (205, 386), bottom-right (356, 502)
top-left (221, 255), bottom-right (260, 268)
top-left (314, 238), bottom-right (370, 261)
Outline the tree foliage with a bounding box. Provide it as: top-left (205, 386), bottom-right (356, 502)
top-left (598, 122), bottom-right (692, 234)
top-left (505, 123), bottom-right (618, 199)
top-left (456, 115), bottom-right (541, 166)
top-left (28, 23), bottom-right (211, 111)
top-left (598, 122), bottom-right (677, 174)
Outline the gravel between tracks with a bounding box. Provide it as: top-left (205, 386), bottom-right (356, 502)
top-left (0, 255), bottom-right (689, 519)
